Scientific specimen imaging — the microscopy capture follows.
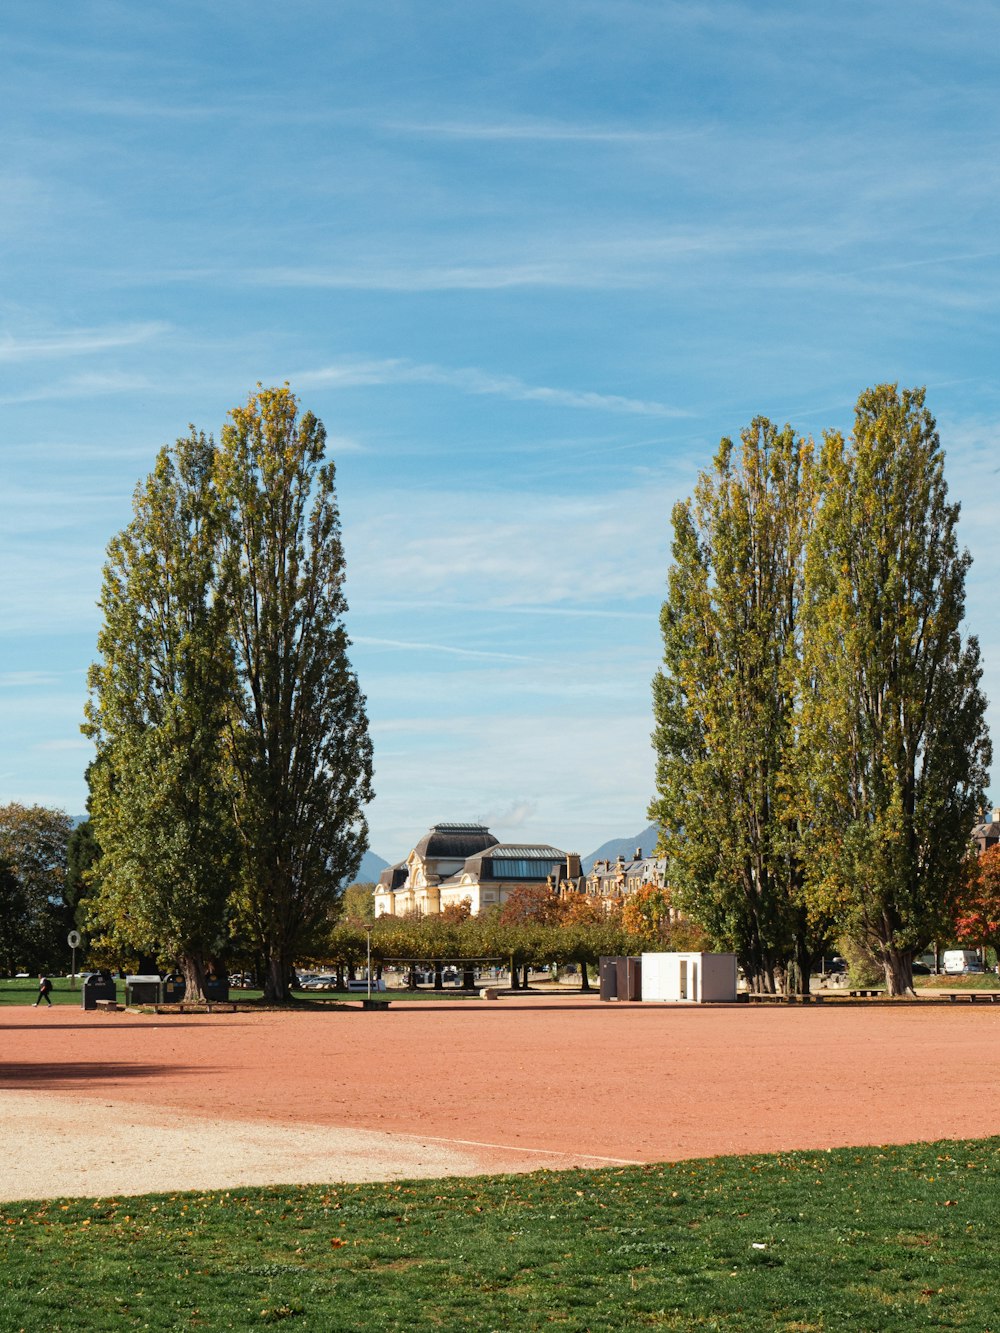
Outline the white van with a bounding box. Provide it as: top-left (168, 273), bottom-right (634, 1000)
top-left (942, 949), bottom-right (983, 975)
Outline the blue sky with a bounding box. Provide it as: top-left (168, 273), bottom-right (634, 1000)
top-left (3, 1), bottom-right (1000, 862)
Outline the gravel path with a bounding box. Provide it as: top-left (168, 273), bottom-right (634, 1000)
top-left (0, 1086), bottom-right (631, 1202)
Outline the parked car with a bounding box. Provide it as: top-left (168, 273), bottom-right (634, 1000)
top-left (346, 977), bottom-right (386, 992)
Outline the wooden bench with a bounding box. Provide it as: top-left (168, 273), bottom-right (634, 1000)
top-left (361, 998), bottom-right (390, 1011)
top-left (850, 989), bottom-right (884, 998)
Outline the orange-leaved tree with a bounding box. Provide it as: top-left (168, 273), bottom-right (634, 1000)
top-left (622, 882), bottom-right (708, 951)
top-left (496, 883), bottom-right (565, 927)
top-left (956, 846), bottom-right (1000, 956)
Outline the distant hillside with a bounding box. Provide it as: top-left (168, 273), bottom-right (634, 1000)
top-left (354, 849), bottom-right (389, 883)
top-left (582, 823), bottom-right (660, 874)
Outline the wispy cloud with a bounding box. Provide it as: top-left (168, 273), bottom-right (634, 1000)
top-left (0, 371), bottom-right (154, 406)
top-left (0, 672), bottom-right (63, 689)
top-left (353, 636), bottom-right (536, 663)
top-left (245, 261), bottom-right (610, 291)
top-left (486, 799), bottom-right (537, 828)
top-left (358, 599), bottom-right (652, 621)
top-left (0, 322), bottom-right (167, 362)
top-left (382, 117), bottom-right (685, 143)
top-left (297, 358), bottom-right (688, 418)
top-left (343, 478), bottom-right (678, 613)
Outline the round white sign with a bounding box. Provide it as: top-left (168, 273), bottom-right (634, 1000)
top-left (67, 929), bottom-right (81, 949)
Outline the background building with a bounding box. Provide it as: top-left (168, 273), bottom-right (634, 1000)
top-left (374, 822), bottom-right (582, 917)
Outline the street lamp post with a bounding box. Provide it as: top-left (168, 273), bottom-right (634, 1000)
top-left (364, 925), bottom-right (374, 1001)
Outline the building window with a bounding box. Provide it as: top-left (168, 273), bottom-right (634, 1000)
top-left (493, 858), bottom-right (557, 878)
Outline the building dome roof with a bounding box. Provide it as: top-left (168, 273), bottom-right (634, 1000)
top-left (413, 823), bottom-right (500, 861)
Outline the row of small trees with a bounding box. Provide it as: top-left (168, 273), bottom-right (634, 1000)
top-left (650, 385), bottom-right (991, 996)
top-left (316, 884), bottom-right (707, 988)
top-left (80, 387), bottom-right (374, 1001)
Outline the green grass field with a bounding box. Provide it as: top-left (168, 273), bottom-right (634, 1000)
top-left (2, 1139), bottom-right (999, 1331)
top-left (0, 979), bottom-right (506, 1007)
top-left (915, 973), bottom-right (1000, 991)
top-left (0, 977), bottom-right (112, 1006)
top-left (4, 972), bottom-right (1000, 1011)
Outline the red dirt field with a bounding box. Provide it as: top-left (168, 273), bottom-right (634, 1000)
top-left (4, 996), bottom-right (1000, 1198)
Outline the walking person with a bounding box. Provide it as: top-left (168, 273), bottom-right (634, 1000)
top-left (33, 975), bottom-right (53, 1007)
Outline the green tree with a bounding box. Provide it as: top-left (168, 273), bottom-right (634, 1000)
top-left (799, 385), bottom-right (990, 996)
top-left (217, 386), bottom-right (374, 1002)
top-left (0, 804), bottom-right (73, 975)
top-left (83, 432), bottom-right (237, 999)
top-left (339, 882), bottom-right (376, 924)
top-left (65, 816), bottom-right (100, 935)
top-left (649, 420), bottom-right (818, 992)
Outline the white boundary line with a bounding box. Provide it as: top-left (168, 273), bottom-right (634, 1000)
top-left (396, 1129), bottom-right (643, 1166)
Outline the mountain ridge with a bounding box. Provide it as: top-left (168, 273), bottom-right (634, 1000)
top-left (581, 823), bottom-right (660, 875)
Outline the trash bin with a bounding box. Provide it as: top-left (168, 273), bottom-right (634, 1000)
top-left (125, 975), bottom-right (162, 1005)
top-left (203, 977), bottom-right (229, 1002)
top-left (161, 975), bottom-right (186, 1003)
top-left (81, 971), bottom-right (117, 1010)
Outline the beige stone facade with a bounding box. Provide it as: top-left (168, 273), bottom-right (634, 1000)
top-left (374, 822), bottom-right (581, 918)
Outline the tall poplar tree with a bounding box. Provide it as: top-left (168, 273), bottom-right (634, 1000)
top-left (217, 386), bottom-right (374, 1002)
top-left (650, 420), bottom-right (819, 992)
top-left (798, 385), bottom-right (990, 995)
top-left (84, 432), bottom-right (236, 999)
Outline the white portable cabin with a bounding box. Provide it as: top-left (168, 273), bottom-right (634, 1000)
top-left (641, 951), bottom-right (738, 1003)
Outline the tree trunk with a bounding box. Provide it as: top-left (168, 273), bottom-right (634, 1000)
top-left (786, 937), bottom-right (812, 997)
top-left (178, 951), bottom-right (206, 1003)
top-left (433, 961), bottom-right (443, 991)
top-left (580, 961), bottom-right (591, 992)
top-left (509, 958), bottom-right (520, 990)
top-left (263, 953), bottom-right (291, 1003)
top-left (882, 947), bottom-right (915, 997)
top-left (462, 965), bottom-right (476, 990)
top-left (408, 963), bottom-right (418, 989)
top-left (748, 968), bottom-right (776, 994)
top-left (522, 962), bottom-right (531, 988)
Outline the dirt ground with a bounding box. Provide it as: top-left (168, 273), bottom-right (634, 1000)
top-left (4, 996), bottom-right (1000, 1201)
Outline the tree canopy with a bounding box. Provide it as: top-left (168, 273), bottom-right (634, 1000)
top-left (650, 386), bottom-right (990, 995)
top-left (218, 387), bottom-right (374, 1000)
top-left (797, 386), bottom-right (989, 994)
top-left (84, 431), bottom-right (236, 999)
top-left (650, 418), bottom-right (818, 992)
top-left (0, 804), bottom-right (73, 975)
top-left (82, 386), bottom-right (373, 1000)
